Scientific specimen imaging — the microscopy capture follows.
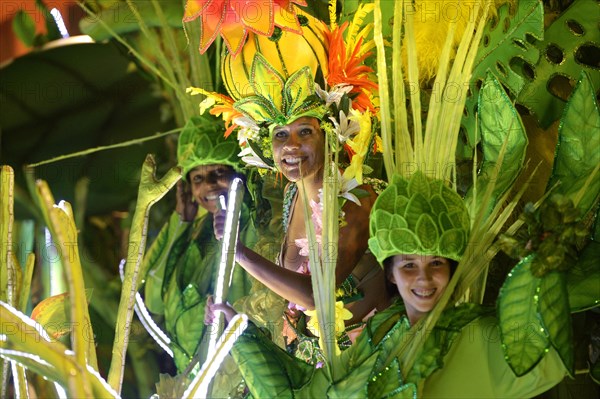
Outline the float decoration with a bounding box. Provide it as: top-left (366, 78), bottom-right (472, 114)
top-left (183, 0), bottom-right (308, 56)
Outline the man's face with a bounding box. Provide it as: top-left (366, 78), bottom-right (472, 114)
top-left (188, 164), bottom-right (235, 214)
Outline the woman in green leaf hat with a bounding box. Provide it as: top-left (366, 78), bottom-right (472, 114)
top-left (354, 171), bottom-right (568, 398)
top-left (141, 115), bottom-right (260, 378)
top-left (206, 171), bottom-right (568, 398)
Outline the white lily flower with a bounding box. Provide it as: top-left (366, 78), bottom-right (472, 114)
top-left (321, 167), bottom-right (361, 206)
top-left (330, 110), bottom-right (361, 143)
top-left (315, 83), bottom-right (354, 108)
top-left (338, 169), bottom-right (361, 206)
top-left (238, 147), bottom-right (273, 170)
top-left (234, 116), bottom-right (261, 143)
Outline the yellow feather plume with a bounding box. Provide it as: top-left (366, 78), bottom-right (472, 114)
top-left (406, 0), bottom-right (509, 82)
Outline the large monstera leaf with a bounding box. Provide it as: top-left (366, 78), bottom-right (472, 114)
top-left (518, 0), bottom-right (600, 129)
top-left (546, 71), bottom-right (600, 217)
top-left (465, 73), bottom-right (528, 221)
top-left (459, 0), bottom-right (544, 156)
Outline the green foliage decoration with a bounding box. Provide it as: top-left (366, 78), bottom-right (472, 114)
top-left (107, 155), bottom-right (180, 393)
top-left (79, 0), bottom-right (183, 40)
top-left (499, 194), bottom-right (587, 277)
top-left (497, 255), bottom-right (550, 376)
top-left (546, 70), bottom-right (600, 217)
top-left (459, 0), bottom-right (544, 156)
top-left (11, 0), bottom-right (63, 48)
top-left (538, 271), bottom-right (573, 375)
top-left (566, 240), bottom-right (600, 313)
top-left (369, 172), bottom-right (470, 264)
top-left (518, 0), bottom-right (600, 129)
top-left (12, 10), bottom-right (37, 47)
top-left (465, 73), bottom-right (528, 221)
top-left (0, 302), bottom-right (118, 398)
top-left (29, 290), bottom-right (94, 340)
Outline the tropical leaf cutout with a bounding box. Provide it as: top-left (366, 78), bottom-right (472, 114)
top-left (466, 73), bottom-right (528, 220)
top-left (538, 272), bottom-right (574, 375)
top-left (518, 0), bottom-right (600, 129)
top-left (566, 241), bottom-right (600, 313)
top-left (498, 255), bottom-right (550, 376)
top-left (460, 0), bottom-right (543, 154)
top-left (547, 71), bottom-right (600, 216)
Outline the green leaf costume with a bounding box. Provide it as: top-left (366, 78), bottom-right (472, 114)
top-left (142, 116), bottom-right (259, 374)
top-left (229, 300), bottom-right (566, 398)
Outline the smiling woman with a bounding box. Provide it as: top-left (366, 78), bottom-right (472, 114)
top-left (385, 255), bottom-right (452, 325)
top-left (207, 60), bottom-right (388, 364)
top-left (272, 117), bottom-right (325, 183)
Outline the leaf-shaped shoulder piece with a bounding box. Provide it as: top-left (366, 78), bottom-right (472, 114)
top-left (547, 70), bottom-right (600, 217)
top-left (566, 240), bottom-right (600, 313)
top-left (498, 255), bottom-right (550, 376)
top-left (465, 73), bottom-right (527, 221)
top-left (231, 322), bottom-right (315, 398)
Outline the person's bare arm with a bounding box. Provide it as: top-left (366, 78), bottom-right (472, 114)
top-left (236, 246), bottom-right (315, 308)
top-left (213, 185), bottom-right (377, 310)
top-left (213, 209), bottom-right (315, 308)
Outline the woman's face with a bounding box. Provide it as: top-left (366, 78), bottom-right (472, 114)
top-left (188, 164), bottom-right (236, 214)
top-left (388, 254), bottom-right (451, 325)
top-left (272, 117), bottom-right (325, 182)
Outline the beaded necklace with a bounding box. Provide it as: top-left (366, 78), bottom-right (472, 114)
top-left (282, 182), bottom-right (298, 234)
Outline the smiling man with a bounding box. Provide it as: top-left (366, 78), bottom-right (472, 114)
top-left (141, 116), bottom-right (258, 378)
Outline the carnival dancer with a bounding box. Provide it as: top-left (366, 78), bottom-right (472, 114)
top-left (141, 116), bottom-right (259, 375)
top-left (189, 3), bottom-right (390, 360)
top-left (206, 173), bottom-right (569, 398)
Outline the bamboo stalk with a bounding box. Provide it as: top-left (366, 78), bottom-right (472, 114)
top-left (392, 0), bottom-right (412, 175)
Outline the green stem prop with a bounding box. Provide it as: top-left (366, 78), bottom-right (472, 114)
top-left (106, 155), bottom-right (180, 393)
top-left (0, 165), bottom-right (28, 399)
top-left (35, 181), bottom-right (96, 396)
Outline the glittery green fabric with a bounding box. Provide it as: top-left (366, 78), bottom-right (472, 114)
top-left (233, 53), bottom-right (327, 131)
top-left (177, 116), bottom-right (241, 178)
top-left (368, 172), bottom-right (470, 264)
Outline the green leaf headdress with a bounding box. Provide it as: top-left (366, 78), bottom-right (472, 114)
top-left (369, 172), bottom-right (470, 264)
top-left (233, 53), bottom-right (327, 131)
top-left (187, 4), bottom-right (381, 181)
top-left (177, 116), bottom-right (241, 178)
